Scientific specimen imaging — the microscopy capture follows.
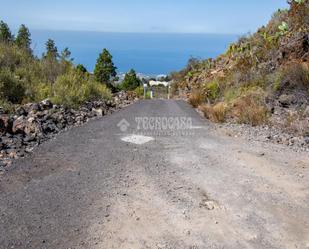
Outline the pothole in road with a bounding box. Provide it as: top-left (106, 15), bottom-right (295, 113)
top-left (121, 134), bottom-right (155, 145)
top-left (199, 191), bottom-right (221, 211)
top-left (199, 199), bottom-right (218, 210)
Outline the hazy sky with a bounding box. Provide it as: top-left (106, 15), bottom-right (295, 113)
top-left (2, 0), bottom-right (288, 34)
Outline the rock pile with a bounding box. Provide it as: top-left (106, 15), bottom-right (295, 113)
top-left (0, 92), bottom-right (137, 168)
top-left (216, 123), bottom-right (309, 152)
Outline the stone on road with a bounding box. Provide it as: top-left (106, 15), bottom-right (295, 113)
top-left (0, 100), bottom-right (308, 249)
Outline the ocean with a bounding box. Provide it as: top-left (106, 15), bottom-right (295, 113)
top-left (30, 30), bottom-right (238, 76)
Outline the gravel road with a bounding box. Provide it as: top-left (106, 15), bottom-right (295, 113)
top-left (0, 100), bottom-right (308, 249)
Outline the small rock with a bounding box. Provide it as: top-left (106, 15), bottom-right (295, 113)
top-left (0, 114), bottom-right (13, 134)
top-left (25, 148), bottom-right (34, 153)
top-left (26, 103), bottom-right (41, 113)
top-left (15, 106), bottom-right (27, 116)
top-left (92, 108), bottom-right (104, 117)
top-left (278, 94), bottom-right (295, 108)
top-left (0, 161), bottom-right (7, 167)
top-left (12, 116), bottom-right (26, 134)
top-left (40, 99), bottom-right (53, 110)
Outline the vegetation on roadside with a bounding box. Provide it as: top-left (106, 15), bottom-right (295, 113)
top-left (171, 0), bottom-right (309, 134)
top-left (120, 69), bottom-right (142, 91)
top-left (94, 48), bottom-right (117, 91)
top-left (0, 22), bottom-right (119, 110)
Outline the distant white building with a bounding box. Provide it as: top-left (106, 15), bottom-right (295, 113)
top-left (149, 80), bottom-right (169, 87)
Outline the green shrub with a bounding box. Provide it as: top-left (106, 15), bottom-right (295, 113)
top-left (187, 71), bottom-right (193, 78)
top-left (278, 21), bottom-right (289, 35)
top-left (269, 9), bottom-right (289, 34)
top-left (121, 69), bottom-right (141, 91)
top-left (224, 88), bottom-right (241, 102)
top-left (203, 81), bottom-right (220, 101)
top-left (0, 23), bottom-right (120, 110)
top-left (134, 86), bottom-right (144, 97)
top-left (0, 40), bottom-right (73, 104)
top-left (145, 90), bottom-right (151, 99)
top-left (0, 69), bottom-right (25, 103)
top-left (52, 70), bottom-right (111, 107)
top-left (0, 98), bottom-right (14, 113)
top-left (76, 64), bottom-right (88, 73)
top-left (272, 71), bottom-right (284, 91)
top-left (33, 82), bottom-right (52, 102)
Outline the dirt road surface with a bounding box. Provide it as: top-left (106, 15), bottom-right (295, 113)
top-left (0, 100), bottom-right (308, 249)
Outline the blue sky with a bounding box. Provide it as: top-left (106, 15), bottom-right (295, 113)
top-left (1, 0), bottom-right (288, 34)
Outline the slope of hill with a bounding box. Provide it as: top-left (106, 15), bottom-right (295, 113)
top-left (172, 0), bottom-right (309, 140)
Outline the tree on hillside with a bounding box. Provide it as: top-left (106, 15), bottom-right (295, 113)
top-left (76, 64), bottom-right (88, 73)
top-left (121, 69), bottom-right (141, 91)
top-left (44, 39), bottom-right (58, 59)
top-left (60, 47), bottom-right (73, 73)
top-left (15, 24), bottom-right (32, 53)
top-left (42, 39), bottom-right (60, 83)
top-left (0, 21), bottom-right (13, 43)
top-left (61, 47), bottom-right (73, 62)
top-left (94, 48), bottom-right (117, 88)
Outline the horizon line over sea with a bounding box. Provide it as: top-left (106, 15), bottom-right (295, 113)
top-left (24, 28), bottom-right (241, 35)
top-left (28, 30), bottom-right (239, 75)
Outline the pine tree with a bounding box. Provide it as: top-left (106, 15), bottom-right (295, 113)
top-left (43, 39), bottom-right (59, 83)
top-left (76, 64), bottom-right (88, 73)
top-left (45, 39), bottom-right (58, 59)
top-left (121, 69), bottom-right (141, 90)
top-left (94, 48), bottom-right (117, 88)
top-left (15, 24), bottom-right (32, 53)
top-left (60, 47), bottom-right (73, 73)
top-left (0, 20), bottom-right (13, 43)
top-left (61, 47), bottom-right (72, 62)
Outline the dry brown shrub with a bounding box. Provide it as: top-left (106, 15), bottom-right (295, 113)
top-left (188, 91), bottom-right (205, 108)
top-left (232, 96), bottom-right (268, 126)
top-left (288, 0), bottom-right (309, 31)
top-left (281, 62), bottom-right (309, 90)
top-left (199, 102), bottom-right (227, 123)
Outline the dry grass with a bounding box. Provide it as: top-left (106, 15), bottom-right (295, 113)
top-left (232, 96), bottom-right (268, 126)
top-left (199, 102), bottom-right (227, 123)
top-left (284, 110), bottom-right (309, 136)
top-left (188, 91), bottom-right (204, 108)
top-left (280, 62), bottom-right (309, 90)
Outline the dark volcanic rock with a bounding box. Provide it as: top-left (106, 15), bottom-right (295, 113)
top-left (278, 94), bottom-right (296, 108)
top-left (0, 115), bottom-right (13, 134)
top-left (12, 116), bottom-right (26, 134)
top-left (26, 103), bottom-right (41, 113)
top-left (0, 92), bottom-right (137, 167)
top-left (15, 106), bottom-right (28, 116)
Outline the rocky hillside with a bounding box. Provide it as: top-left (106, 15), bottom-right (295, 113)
top-left (172, 0), bottom-right (309, 142)
top-left (0, 92), bottom-right (137, 168)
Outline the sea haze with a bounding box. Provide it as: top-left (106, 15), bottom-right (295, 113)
top-left (30, 30), bottom-right (238, 75)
